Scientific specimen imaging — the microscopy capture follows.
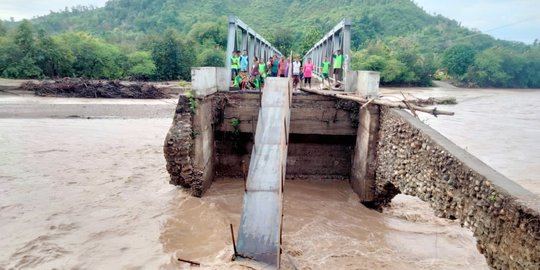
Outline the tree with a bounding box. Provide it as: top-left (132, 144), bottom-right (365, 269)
top-left (0, 20), bottom-right (43, 78)
top-left (465, 48), bottom-right (509, 87)
top-left (151, 29), bottom-right (195, 80)
top-left (0, 21), bottom-right (7, 36)
top-left (126, 51), bottom-right (156, 79)
top-left (34, 29), bottom-right (75, 78)
top-left (351, 16), bottom-right (382, 48)
top-left (197, 46), bottom-right (225, 67)
top-left (352, 39), bottom-right (434, 86)
top-left (442, 44), bottom-right (476, 76)
top-left (297, 28), bottom-right (322, 56)
top-left (57, 32), bottom-right (124, 79)
top-left (2, 56), bottom-right (43, 78)
top-left (523, 46), bottom-right (540, 87)
top-left (188, 21), bottom-right (227, 48)
top-left (269, 27), bottom-right (294, 55)
top-left (14, 20), bottom-right (35, 55)
top-left (352, 41), bottom-right (408, 85)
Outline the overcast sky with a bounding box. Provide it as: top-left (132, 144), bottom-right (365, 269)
top-left (0, 0), bottom-right (538, 44)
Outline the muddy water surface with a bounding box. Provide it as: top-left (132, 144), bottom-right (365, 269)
top-left (1, 87), bottom-right (538, 269)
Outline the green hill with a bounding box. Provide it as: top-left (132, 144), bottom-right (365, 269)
top-left (29, 0), bottom-right (503, 51)
top-left (1, 0), bottom-right (539, 87)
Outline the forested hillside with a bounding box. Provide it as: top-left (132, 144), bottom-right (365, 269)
top-left (0, 0), bottom-right (539, 87)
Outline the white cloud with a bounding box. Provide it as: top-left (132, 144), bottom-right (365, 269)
top-left (414, 0), bottom-right (540, 43)
top-left (0, 0), bottom-right (108, 21)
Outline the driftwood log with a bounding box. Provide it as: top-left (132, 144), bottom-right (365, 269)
top-left (299, 88), bottom-right (454, 117)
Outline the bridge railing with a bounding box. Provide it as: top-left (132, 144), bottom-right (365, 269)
top-left (303, 19), bottom-right (351, 91)
top-left (225, 16), bottom-right (282, 87)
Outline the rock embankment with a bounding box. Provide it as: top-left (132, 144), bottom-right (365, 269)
top-left (375, 107), bottom-right (540, 269)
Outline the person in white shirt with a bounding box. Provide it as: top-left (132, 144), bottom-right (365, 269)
top-left (292, 56), bottom-right (301, 89)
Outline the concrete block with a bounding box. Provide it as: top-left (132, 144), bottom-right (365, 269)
top-left (191, 67), bottom-right (218, 98)
top-left (357, 71), bottom-right (380, 98)
top-left (216, 67), bottom-right (230, 91)
top-left (345, 71), bottom-right (358, 92)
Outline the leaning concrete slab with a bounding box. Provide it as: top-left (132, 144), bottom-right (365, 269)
top-left (236, 78), bottom-right (290, 268)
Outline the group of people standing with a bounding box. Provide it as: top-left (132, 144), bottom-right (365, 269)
top-left (230, 49), bottom-right (344, 90)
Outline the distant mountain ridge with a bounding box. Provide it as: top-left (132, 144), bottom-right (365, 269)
top-left (27, 0), bottom-right (512, 51)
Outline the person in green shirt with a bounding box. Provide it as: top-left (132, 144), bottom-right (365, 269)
top-left (230, 51), bottom-right (240, 84)
top-left (321, 56), bottom-right (331, 88)
top-left (258, 59), bottom-right (267, 89)
top-left (333, 49), bottom-right (344, 87)
top-left (233, 73), bottom-right (242, 88)
top-left (251, 77), bottom-right (260, 89)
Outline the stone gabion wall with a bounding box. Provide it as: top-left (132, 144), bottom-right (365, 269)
top-left (375, 107), bottom-right (540, 269)
top-left (163, 95), bottom-right (203, 194)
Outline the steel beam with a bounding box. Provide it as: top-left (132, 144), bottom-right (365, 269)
top-left (224, 16), bottom-right (282, 90)
top-left (226, 17), bottom-right (237, 78)
top-left (303, 19), bottom-right (352, 91)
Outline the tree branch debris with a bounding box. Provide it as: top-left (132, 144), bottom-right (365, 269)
top-left (299, 88), bottom-right (455, 117)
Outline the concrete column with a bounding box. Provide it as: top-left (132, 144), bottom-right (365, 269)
top-left (226, 16), bottom-right (237, 86)
top-left (350, 104), bottom-right (380, 202)
top-left (342, 19), bottom-right (352, 92)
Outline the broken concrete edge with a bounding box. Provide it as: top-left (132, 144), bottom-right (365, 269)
top-left (163, 92), bottom-right (225, 197)
top-left (374, 107), bottom-right (540, 269)
top-left (350, 104), bottom-right (380, 202)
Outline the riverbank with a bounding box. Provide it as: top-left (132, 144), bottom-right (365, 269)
top-left (0, 95), bottom-right (177, 119)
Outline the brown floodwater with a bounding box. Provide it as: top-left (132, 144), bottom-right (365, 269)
top-left (0, 86), bottom-right (538, 269)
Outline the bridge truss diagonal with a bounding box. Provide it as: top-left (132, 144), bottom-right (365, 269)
top-left (303, 19), bottom-right (352, 89)
top-left (225, 16), bottom-right (282, 82)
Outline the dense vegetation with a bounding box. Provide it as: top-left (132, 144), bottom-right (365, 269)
top-left (0, 0), bottom-right (539, 87)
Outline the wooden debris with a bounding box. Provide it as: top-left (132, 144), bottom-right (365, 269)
top-left (177, 257), bottom-right (201, 266)
top-left (299, 87), bottom-right (455, 116)
top-left (21, 78), bottom-right (168, 99)
top-left (230, 223), bottom-right (238, 258)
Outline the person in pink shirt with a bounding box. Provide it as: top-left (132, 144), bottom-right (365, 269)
top-left (302, 57), bottom-right (314, 89)
top-left (277, 56), bottom-right (287, 77)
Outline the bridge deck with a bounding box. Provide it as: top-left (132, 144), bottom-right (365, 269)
top-left (236, 78), bottom-right (291, 268)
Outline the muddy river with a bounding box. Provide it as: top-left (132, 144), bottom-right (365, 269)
top-left (0, 86), bottom-right (538, 269)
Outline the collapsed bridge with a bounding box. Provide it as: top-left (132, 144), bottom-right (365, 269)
top-left (164, 16), bottom-right (540, 270)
